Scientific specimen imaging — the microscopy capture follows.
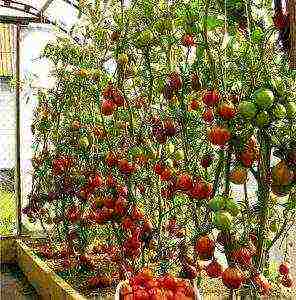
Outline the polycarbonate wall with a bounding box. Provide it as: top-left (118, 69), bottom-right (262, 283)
top-left (0, 23), bottom-right (57, 236)
top-left (20, 25), bottom-right (57, 234)
top-left (0, 24), bottom-right (16, 235)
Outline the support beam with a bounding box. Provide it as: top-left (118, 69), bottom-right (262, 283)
top-left (289, 0), bottom-right (296, 69)
top-left (0, 0), bottom-right (41, 17)
top-left (39, 0), bottom-right (54, 13)
top-left (15, 23), bottom-right (22, 235)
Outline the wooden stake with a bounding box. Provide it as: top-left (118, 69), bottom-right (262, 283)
top-left (289, 0), bottom-right (296, 68)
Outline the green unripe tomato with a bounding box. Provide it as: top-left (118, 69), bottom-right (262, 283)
top-left (273, 103), bottom-right (286, 119)
top-left (79, 136), bottom-right (89, 149)
top-left (165, 158), bottom-right (174, 168)
top-left (118, 53), bottom-right (129, 65)
top-left (153, 20), bottom-right (164, 33)
top-left (224, 198), bottom-right (240, 216)
top-left (255, 111), bottom-right (270, 128)
top-left (208, 196), bottom-right (226, 211)
top-left (239, 101), bottom-right (257, 119)
top-left (135, 30), bottom-right (154, 48)
top-left (130, 146), bottom-right (143, 158)
top-left (175, 149), bottom-right (185, 161)
top-left (270, 221), bottom-right (278, 233)
top-left (213, 211), bottom-right (233, 231)
top-left (251, 28), bottom-right (264, 43)
top-left (165, 142), bottom-right (175, 156)
top-left (286, 102), bottom-right (296, 119)
top-left (254, 88), bottom-right (274, 109)
top-left (272, 78), bottom-right (285, 96)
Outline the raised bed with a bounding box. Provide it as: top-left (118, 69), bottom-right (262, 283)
top-left (15, 240), bottom-right (94, 300)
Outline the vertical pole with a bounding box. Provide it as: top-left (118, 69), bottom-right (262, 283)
top-left (289, 0), bottom-right (296, 69)
top-left (15, 23), bottom-right (22, 235)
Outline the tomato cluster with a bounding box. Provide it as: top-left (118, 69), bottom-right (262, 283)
top-left (121, 271), bottom-right (196, 300)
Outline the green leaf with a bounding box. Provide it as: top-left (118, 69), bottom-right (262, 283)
top-left (203, 16), bottom-right (224, 31)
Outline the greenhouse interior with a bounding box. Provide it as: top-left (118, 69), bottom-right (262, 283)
top-left (0, 0), bottom-right (296, 299)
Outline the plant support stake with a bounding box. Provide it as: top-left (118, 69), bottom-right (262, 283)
top-left (289, 0), bottom-right (296, 68)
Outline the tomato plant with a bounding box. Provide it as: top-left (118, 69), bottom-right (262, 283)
top-left (24, 0), bottom-right (296, 297)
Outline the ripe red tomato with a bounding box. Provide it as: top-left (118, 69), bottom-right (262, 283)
top-left (205, 259), bottom-right (223, 278)
top-left (195, 235), bottom-right (215, 260)
top-left (103, 196), bottom-right (115, 209)
top-left (202, 90), bottom-right (220, 106)
top-left (273, 12), bottom-right (288, 30)
top-left (106, 174), bottom-right (117, 187)
top-left (279, 262), bottom-right (290, 275)
top-left (133, 288), bottom-right (150, 300)
top-left (189, 181), bottom-right (213, 200)
top-left (182, 34), bottom-right (195, 47)
top-left (217, 101), bottom-right (236, 120)
top-left (114, 198), bottom-right (128, 216)
top-left (230, 247), bottom-right (253, 267)
top-left (131, 206), bottom-right (144, 221)
top-left (65, 207), bottom-right (80, 223)
top-left (101, 98), bottom-right (116, 115)
top-left (159, 273), bottom-right (177, 290)
top-left (200, 154), bottom-right (213, 168)
top-left (112, 90), bottom-right (125, 106)
top-left (105, 151), bottom-right (118, 167)
top-left (118, 159), bottom-right (135, 175)
top-left (240, 151), bottom-right (255, 168)
top-left (176, 174), bottom-right (193, 191)
top-left (208, 126), bottom-right (231, 146)
top-left (87, 276), bottom-right (99, 288)
top-left (190, 99), bottom-right (200, 110)
top-left (168, 72), bottom-right (182, 91)
top-left (164, 119), bottom-right (177, 137)
top-left (222, 266), bottom-right (245, 290)
top-left (160, 167), bottom-right (173, 181)
top-left (88, 173), bottom-right (103, 189)
top-left (102, 83), bottom-right (114, 98)
top-left (202, 108), bottom-right (214, 123)
top-left (153, 162), bottom-right (164, 175)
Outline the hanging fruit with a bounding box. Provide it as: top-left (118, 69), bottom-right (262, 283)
top-left (217, 101), bottom-right (236, 120)
top-left (205, 259), bottom-right (223, 278)
top-left (202, 90), bottom-right (220, 106)
top-left (195, 235), bottom-right (215, 260)
top-left (229, 166), bottom-right (248, 184)
top-left (222, 266), bottom-right (245, 290)
top-left (208, 126), bottom-right (232, 146)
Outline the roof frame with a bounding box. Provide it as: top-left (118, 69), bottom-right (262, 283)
top-left (0, 0), bottom-right (41, 17)
top-left (0, 0), bottom-right (80, 27)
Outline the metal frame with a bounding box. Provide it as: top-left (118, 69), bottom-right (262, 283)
top-left (15, 23), bottom-right (21, 234)
top-left (0, 0), bottom-right (79, 18)
top-left (0, 0), bottom-right (41, 17)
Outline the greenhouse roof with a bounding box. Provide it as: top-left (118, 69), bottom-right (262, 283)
top-left (0, 0), bottom-right (80, 31)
